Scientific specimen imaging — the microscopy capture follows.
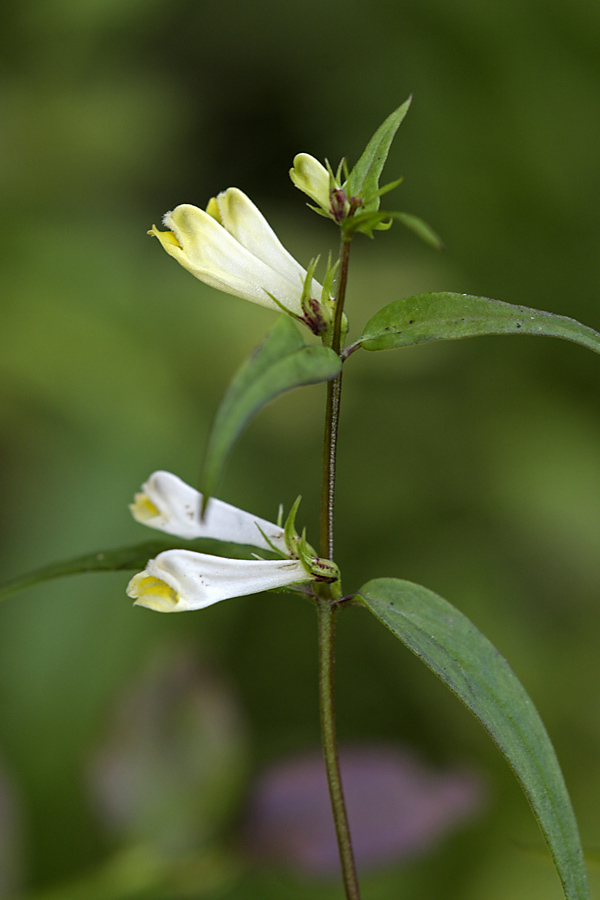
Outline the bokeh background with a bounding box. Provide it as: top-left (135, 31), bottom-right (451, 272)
top-left (1, 1), bottom-right (600, 897)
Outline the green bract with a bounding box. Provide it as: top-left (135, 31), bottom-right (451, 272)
top-left (345, 98), bottom-right (411, 211)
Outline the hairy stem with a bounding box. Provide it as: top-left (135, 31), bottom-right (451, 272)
top-left (317, 234), bottom-right (361, 900)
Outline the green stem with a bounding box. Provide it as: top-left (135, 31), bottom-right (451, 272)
top-left (320, 372), bottom-right (343, 560)
top-left (317, 234), bottom-right (361, 900)
top-left (320, 236), bottom-right (352, 560)
top-left (317, 597), bottom-right (361, 900)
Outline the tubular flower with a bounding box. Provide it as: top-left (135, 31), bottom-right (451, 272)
top-left (130, 470), bottom-right (287, 553)
top-left (127, 550), bottom-right (311, 613)
top-left (127, 470), bottom-right (324, 612)
top-left (149, 188), bottom-right (324, 316)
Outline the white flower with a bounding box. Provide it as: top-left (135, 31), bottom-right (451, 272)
top-left (130, 470), bottom-right (287, 553)
top-left (149, 188), bottom-right (324, 316)
top-left (127, 470), bottom-right (321, 612)
top-left (127, 549), bottom-right (311, 613)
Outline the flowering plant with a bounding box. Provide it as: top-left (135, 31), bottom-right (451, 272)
top-left (4, 99), bottom-right (600, 900)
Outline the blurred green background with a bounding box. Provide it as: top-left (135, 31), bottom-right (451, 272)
top-left (2, 0), bottom-right (600, 897)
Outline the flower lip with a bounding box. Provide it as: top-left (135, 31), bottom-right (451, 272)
top-left (149, 224), bottom-right (181, 249)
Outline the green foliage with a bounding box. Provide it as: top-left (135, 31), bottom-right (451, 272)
top-left (342, 208), bottom-right (443, 244)
top-left (345, 98), bottom-right (411, 211)
top-left (357, 578), bottom-right (590, 900)
top-left (386, 211), bottom-right (444, 249)
top-left (358, 292), bottom-right (600, 354)
top-left (340, 103), bottom-right (442, 245)
top-left (201, 315), bottom-right (341, 505)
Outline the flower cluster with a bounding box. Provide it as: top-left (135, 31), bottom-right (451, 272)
top-left (127, 472), bottom-right (334, 613)
top-left (148, 154), bottom-right (354, 335)
top-left (140, 161), bottom-right (348, 611)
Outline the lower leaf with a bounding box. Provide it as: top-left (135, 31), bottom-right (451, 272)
top-left (357, 577), bottom-right (589, 900)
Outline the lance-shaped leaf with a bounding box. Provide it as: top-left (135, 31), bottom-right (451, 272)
top-left (342, 209), bottom-right (443, 248)
top-left (345, 98), bottom-right (411, 212)
top-left (357, 292), bottom-right (600, 353)
top-left (201, 315), bottom-right (341, 503)
top-left (357, 578), bottom-right (589, 900)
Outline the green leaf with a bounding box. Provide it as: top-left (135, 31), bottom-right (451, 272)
top-left (342, 209), bottom-right (394, 239)
top-left (342, 208), bottom-right (443, 246)
top-left (358, 292), bottom-right (600, 353)
top-left (0, 538), bottom-right (267, 603)
top-left (387, 211), bottom-right (444, 249)
top-left (201, 315), bottom-right (341, 502)
top-left (357, 578), bottom-right (589, 900)
top-left (0, 541), bottom-right (176, 602)
top-left (345, 98), bottom-right (411, 212)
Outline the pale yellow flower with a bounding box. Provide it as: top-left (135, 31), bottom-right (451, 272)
top-left (289, 153), bottom-right (331, 210)
top-left (150, 188), bottom-right (323, 315)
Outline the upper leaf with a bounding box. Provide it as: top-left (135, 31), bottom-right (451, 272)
top-left (358, 292), bottom-right (600, 353)
top-left (345, 98), bottom-right (411, 213)
top-left (201, 315), bottom-right (341, 503)
top-left (357, 578), bottom-right (589, 900)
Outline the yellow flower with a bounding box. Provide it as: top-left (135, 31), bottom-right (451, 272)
top-left (290, 154), bottom-right (351, 222)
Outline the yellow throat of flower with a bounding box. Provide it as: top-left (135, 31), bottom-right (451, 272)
top-left (126, 572), bottom-right (179, 612)
top-left (129, 492), bottom-right (160, 523)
